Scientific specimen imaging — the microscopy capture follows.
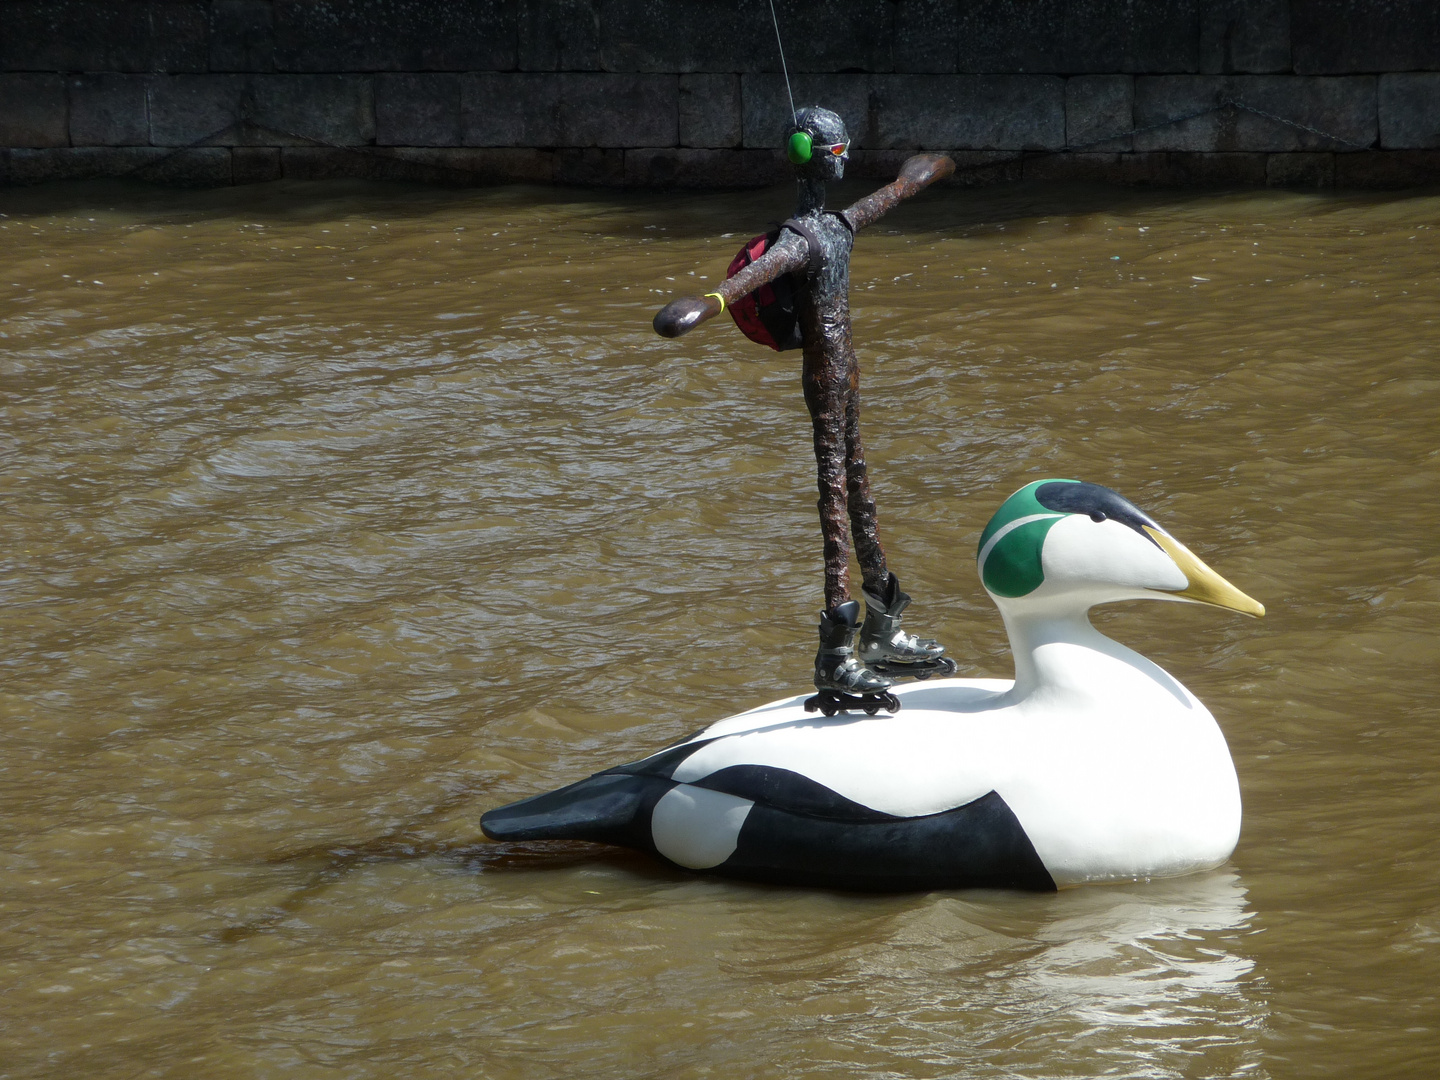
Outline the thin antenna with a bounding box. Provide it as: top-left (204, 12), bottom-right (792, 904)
top-left (767, 0), bottom-right (797, 123)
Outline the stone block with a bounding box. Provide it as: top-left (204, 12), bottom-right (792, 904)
top-left (135, 145), bottom-right (232, 185)
top-left (148, 75), bottom-right (246, 146)
top-left (273, 0), bottom-right (516, 73)
top-left (0, 74), bottom-right (67, 147)
top-left (68, 75), bottom-right (148, 146)
top-left (783, 0), bottom-right (895, 73)
top-left (1061, 0), bottom-right (1201, 73)
top-left (1335, 150), bottom-right (1440, 189)
top-left (393, 147), bottom-right (556, 183)
top-left (1148, 151), bottom-right (1267, 186)
top-left (943, 149), bottom-right (1024, 186)
top-left (280, 146), bottom-right (412, 181)
top-left (233, 145), bottom-right (281, 183)
top-left (958, 0), bottom-right (1200, 74)
top-left (957, 0), bottom-right (1065, 73)
top-left (1199, 0), bottom-right (1290, 74)
top-left (1379, 74), bottom-right (1440, 150)
top-left (1023, 151), bottom-right (1157, 185)
top-left (210, 0), bottom-right (275, 72)
top-left (462, 73), bottom-right (676, 147)
top-left (248, 75), bottom-right (375, 146)
top-left (5, 146), bottom-right (142, 183)
top-left (519, 0), bottom-right (600, 71)
top-left (623, 147), bottom-right (783, 188)
top-left (598, 0), bottom-right (746, 73)
top-left (680, 73), bottom-right (740, 148)
top-left (277, 145), bottom-right (460, 183)
top-left (377, 74), bottom-right (460, 147)
top-left (0, 2), bottom-right (204, 73)
top-left (599, 0), bottom-right (892, 74)
top-left (0, 2), bottom-right (150, 73)
top-left (895, 0), bottom-right (958, 73)
top-left (1266, 152), bottom-right (1335, 188)
top-left (1293, 1), bottom-right (1440, 75)
top-left (871, 74), bottom-right (1066, 151)
top-left (561, 71), bottom-right (675, 146)
top-left (149, 1), bottom-right (209, 72)
top-left (1066, 74), bottom-right (1133, 150)
top-left (462, 73), bottom-right (556, 146)
top-left (1135, 76), bottom-right (1377, 152)
top-left (6, 145), bottom-right (230, 185)
top-left (556, 146), bottom-right (625, 185)
top-left (741, 73), bottom-right (870, 149)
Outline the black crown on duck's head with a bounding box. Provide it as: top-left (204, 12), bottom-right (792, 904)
top-left (786, 106), bottom-right (849, 181)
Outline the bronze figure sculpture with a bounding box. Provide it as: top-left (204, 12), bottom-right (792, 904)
top-left (654, 107), bottom-right (957, 715)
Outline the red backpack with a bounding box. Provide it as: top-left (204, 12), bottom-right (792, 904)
top-left (725, 219), bottom-right (821, 351)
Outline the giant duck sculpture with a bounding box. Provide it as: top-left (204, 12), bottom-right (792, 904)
top-left (481, 480), bottom-right (1264, 892)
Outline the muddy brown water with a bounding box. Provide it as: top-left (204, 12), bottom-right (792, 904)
top-left (2, 177), bottom-right (1438, 1078)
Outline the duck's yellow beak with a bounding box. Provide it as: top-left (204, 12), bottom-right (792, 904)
top-left (1142, 526), bottom-right (1265, 617)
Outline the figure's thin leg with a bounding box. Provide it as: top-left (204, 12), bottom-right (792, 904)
top-left (804, 350), bottom-right (895, 700)
top-left (841, 356), bottom-right (888, 596)
top-left (802, 351), bottom-right (852, 611)
top-left (841, 357), bottom-right (953, 677)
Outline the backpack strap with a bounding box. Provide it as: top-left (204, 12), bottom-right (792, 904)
top-left (781, 217), bottom-right (825, 279)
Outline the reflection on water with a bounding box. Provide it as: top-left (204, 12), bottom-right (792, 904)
top-left (2, 179), bottom-right (1439, 1077)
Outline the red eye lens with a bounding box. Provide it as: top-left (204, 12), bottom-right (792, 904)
top-left (829, 143), bottom-right (847, 156)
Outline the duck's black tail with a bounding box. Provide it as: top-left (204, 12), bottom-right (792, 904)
top-left (480, 771), bottom-right (674, 852)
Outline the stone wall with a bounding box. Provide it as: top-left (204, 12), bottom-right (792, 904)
top-left (3, 1), bottom-right (1440, 188)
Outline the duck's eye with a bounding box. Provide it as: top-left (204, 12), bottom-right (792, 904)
top-left (1090, 511), bottom-right (1107, 522)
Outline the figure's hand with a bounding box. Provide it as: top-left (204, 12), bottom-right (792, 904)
top-left (897, 153), bottom-right (956, 189)
top-left (653, 294), bottom-right (724, 338)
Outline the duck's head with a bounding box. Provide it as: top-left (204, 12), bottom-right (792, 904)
top-left (976, 479), bottom-right (1264, 617)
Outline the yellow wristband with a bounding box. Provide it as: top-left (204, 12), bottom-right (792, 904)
top-left (704, 291), bottom-right (726, 313)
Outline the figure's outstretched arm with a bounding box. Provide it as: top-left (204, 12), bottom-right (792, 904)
top-left (841, 153), bottom-right (955, 233)
top-left (653, 231), bottom-right (808, 339)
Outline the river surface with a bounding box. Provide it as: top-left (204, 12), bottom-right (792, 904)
top-left (2, 177), bottom-right (1438, 1078)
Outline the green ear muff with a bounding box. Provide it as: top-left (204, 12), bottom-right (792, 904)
top-left (787, 131), bottom-right (813, 165)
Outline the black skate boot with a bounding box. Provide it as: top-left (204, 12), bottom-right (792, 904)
top-left (858, 573), bottom-right (958, 681)
top-left (804, 600), bottom-right (901, 717)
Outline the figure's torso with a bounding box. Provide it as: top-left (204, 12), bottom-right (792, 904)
top-left (791, 210), bottom-right (854, 361)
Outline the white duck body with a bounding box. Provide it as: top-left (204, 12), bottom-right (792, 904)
top-left (482, 480), bottom-right (1262, 892)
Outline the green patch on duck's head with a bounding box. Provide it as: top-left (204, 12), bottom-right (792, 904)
top-left (976, 479), bottom-right (1076, 597)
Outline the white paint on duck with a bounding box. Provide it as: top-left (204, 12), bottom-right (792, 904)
top-left (656, 512), bottom-right (1244, 887)
top-left (650, 785), bottom-right (754, 869)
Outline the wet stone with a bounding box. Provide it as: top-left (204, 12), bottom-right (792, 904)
top-left (377, 74), bottom-right (462, 148)
top-left (519, 0), bottom-right (601, 72)
top-left (0, 73), bottom-right (67, 148)
top-left (147, 75), bottom-right (246, 147)
top-left (1293, 0), bottom-right (1440, 74)
top-left (871, 74), bottom-right (1066, 152)
top-left (68, 74), bottom-right (149, 147)
top-left (1379, 74), bottom-right (1440, 150)
top-left (1134, 75), bottom-right (1377, 152)
top-left (1266, 151), bottom-right (1336, 188)
top-left (1199, 0), bottom-right (1291, 74)
top-left (209, 0), bottom-right (276, 73)
top-left (1066, 74), bottom-right (1134, 151)
top-left (272, 0), bottom-right (516, 72)
top-left (679, 74), bottom-right (741, 149)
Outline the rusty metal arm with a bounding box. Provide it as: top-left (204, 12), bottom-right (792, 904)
top-left (841, 153), bottom-right (956, 233)
top-left (652, 231), bottom-right (809, 339)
